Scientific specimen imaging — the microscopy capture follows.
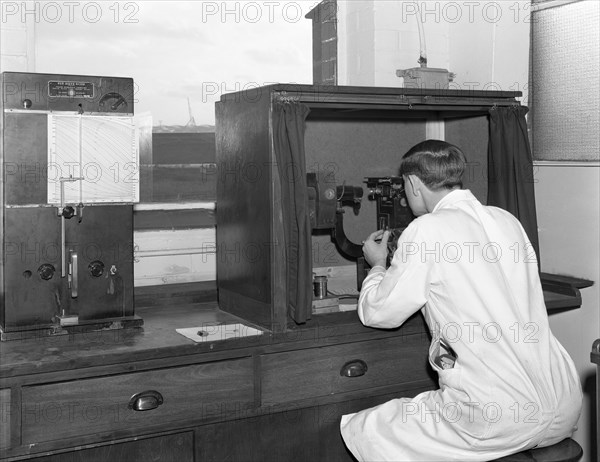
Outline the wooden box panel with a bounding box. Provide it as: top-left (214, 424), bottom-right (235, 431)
top-left (22, 358), bottom-right (254, 444)
top-left (261, 334), bottom-right (431, 404)
top-left (215, 84), bottom-right (520, 331)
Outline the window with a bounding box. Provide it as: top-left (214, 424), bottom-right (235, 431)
top-left (529, 0), bottom-right (600, 161)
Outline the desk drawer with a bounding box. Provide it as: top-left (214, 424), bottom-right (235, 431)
top-left (22, 358), bottom-right (254, 444)
top-left (261, 335), bottom-right (430, 404)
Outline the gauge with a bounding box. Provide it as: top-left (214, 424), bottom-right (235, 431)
top-left (98, 92), bottom-right (128, 112)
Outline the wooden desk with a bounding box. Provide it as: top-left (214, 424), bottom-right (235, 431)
top-left (0, 303), bottom-right (434, 461)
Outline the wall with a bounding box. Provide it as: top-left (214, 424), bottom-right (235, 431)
top-left (337, 0), bottom-right (530, 103)
top-left (338, 0), bottom-right (450, 87)
top-left (535, 163), bottom-right (599, 461)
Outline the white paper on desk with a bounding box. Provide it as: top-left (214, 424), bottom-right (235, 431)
top-left (176, 323), bottom-right (264, 343)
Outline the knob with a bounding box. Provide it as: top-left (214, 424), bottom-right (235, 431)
top-left (62, 206), bottom-right (75, 219)
top-left (38, 264), bottom-right (56, 280)
top-left (22, 99), bottom-right (32, 109)
top-left (88, 260), bottom-right (105, 277)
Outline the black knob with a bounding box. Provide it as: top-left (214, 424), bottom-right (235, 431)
top-left (38, 264), bottom-right (56, 280)
top-left (88, 260), bottom-right (105, 277)
top-left (22, 99), bottom-right (32, 109)
top-left (62, 206), bottom-right (75, 219)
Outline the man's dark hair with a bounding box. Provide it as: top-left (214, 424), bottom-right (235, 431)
top-left (399, 140), bottom-right (466, 190)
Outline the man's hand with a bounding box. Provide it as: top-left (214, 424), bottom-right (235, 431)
top-left (362, 229), bottom-right (391, 268)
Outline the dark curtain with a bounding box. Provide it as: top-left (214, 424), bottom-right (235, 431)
top-left (272, 101), bottom-right (312, 323)
top-left (488, 106), bottom-right (540, 265)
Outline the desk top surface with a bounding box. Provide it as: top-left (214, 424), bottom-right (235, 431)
top-left (0, 286), bottom-right (586, 380)
top-left (0, 303), bottom-right (426, 380)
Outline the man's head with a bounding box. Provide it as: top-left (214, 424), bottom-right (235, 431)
top-left (399, 139), bottom-right (466, 190)
top-left (399, 140), bottom-right (467, 216)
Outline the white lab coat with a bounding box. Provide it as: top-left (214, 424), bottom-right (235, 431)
top-left (340, 189), bottom-right (582, 462)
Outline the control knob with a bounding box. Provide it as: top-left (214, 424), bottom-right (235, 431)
top-left (61, 206), bottom-right (75, 219)
top-left (88, 261), bottom-right (105, 277)
top-left (38, 264), bottom-right (56, 280)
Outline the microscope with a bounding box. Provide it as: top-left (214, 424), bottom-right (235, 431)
top-left (307, 173), bottom-right (414, 313)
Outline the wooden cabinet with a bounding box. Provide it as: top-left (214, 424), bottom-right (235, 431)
top-left (215, 84), bottom-right (525, 331)
top-left (0, 295), bottom-right (590, 461)
top-left (0, 304), bottom-right (435, 461)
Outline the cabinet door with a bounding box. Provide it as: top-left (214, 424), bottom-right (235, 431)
top-left (2, 208), bottom-right (63, 330)
top-left (29, 432), bottom-right (193, 462)
top-left (195, 388), bottom-right (432, 462)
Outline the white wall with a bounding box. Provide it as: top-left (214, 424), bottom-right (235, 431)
top-left (338, 0), bottom-right (450, 87)
top-left (338, 0), bottom-right (530, 103)
top-left (534, 163), bottom-right (600, 461)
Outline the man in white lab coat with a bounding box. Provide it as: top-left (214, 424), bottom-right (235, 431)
top-left (340, 140), bottom-right (582, 461)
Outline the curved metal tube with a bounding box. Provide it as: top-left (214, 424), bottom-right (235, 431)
top-left (332, 211), bottom-right (363, 259)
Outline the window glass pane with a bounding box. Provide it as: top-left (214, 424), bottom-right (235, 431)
top-left (531, 1), bottom-right (599, 161)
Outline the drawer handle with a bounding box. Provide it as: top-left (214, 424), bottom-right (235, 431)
top-left (128, 390), bottom-right (164, 411)
top-left (340, 359), bottom-right (368, 377)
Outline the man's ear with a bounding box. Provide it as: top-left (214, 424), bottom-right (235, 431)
top-left (406, 175), bottom-right (420, 196)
